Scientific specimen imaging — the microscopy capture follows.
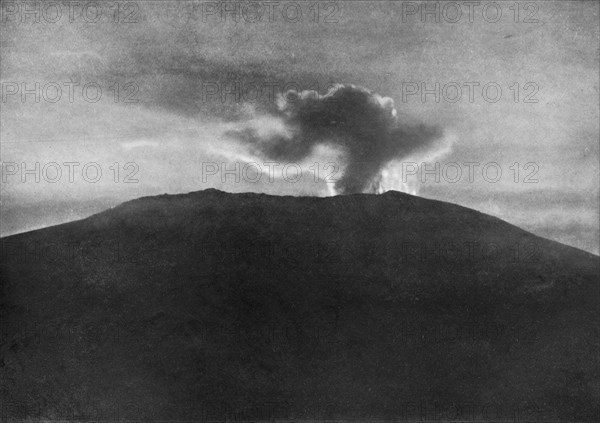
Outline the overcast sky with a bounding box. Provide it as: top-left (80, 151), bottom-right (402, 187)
top-left (1, 1), bottom-right (598, 254)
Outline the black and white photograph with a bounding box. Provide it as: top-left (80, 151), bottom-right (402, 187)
top-left (1, 1), bottom-right (599, 421)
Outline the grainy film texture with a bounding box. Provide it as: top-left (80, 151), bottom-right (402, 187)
top-left (1, 1), bottom-right (599, 422)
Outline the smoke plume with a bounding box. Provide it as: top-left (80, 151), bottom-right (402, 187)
top-left (225, 84), bottom-right (447, 195)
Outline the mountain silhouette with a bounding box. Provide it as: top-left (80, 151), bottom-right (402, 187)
top-left (1, 189), bottom-right (598, 421)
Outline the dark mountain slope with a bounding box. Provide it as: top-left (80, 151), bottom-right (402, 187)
top-left (1, 189), bottom-right (598, 421)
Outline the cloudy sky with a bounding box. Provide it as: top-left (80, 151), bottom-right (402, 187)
top-left (1, 1), bottom-right (598, 254)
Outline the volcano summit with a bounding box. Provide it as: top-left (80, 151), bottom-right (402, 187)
top-left (1, 190), bottom-right (598, 421)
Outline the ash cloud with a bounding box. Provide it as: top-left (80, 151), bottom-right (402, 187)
top-left (225, 84), bottom-right (446, 195)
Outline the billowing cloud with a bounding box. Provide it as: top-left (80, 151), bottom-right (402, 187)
top-left (225, 84), bottom-right (447, 194)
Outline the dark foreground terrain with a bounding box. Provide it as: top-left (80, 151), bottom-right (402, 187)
top-left (1, 189), bottom-right (598, 421)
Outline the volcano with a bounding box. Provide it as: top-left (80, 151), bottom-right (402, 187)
top-left (1, 189), bottom-right (598, 421)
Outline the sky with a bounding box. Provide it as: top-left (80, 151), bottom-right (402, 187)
top-left (1, 0), bottom-right (599, 254)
